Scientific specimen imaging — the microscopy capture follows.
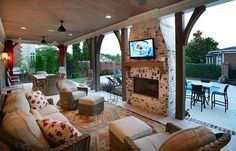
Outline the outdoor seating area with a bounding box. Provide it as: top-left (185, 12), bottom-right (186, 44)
top-left (185, 80), bottom-right (230, 112)
top-left (1, 0), bottom-right (236, 151)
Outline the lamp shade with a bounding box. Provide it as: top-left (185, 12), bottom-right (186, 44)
top-left (41, 36), bottom-right (47, 44)
top-left (58, 20), bottom-right (66, 32)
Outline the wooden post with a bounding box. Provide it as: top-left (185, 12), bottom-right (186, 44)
top-left (175, 6), bottom-right (205, 120)
top-left (94, 35), bottom-right (104, 91)
top-left (120, 28), bottom-right (128, 101)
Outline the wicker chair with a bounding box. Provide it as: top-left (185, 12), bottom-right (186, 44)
top-left (43, 75), bottom-right (62, 96)
top-left (0, 93), bottom-right (90, 151)
top-left (56, 79), bottom-right (88, 110)
top-left (124, 123), bottom-right (231, 151)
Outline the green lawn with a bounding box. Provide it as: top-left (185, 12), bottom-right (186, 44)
top-left (70, 77), bottom-right (88, 84)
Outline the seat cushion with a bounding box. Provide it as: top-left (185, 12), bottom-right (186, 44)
top-left (37, 119), bottom-right (82, 146)
top-left (159, 126), bottom-right (216, 151)
top-left (3, 91), bottom-right (30, 113)
top-left (134, 132), bottom-right (170, 151)
top-left (79, 95), bottom-right (104, 105)
top-left (43, 112), bottom-right (69, 122)
top-left (39, 105), bottom-right (59, 116)
top-left (2, 111), bottom-right (50, 149)
top-left (109, 116), bottom-right (152, 143)
top-left (25, 90), bottom-right (49, 111)
top-left (71, 91), bottom-right (86, 100)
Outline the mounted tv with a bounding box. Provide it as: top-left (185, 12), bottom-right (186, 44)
top-left (129, 38), bottom-right (155, 59)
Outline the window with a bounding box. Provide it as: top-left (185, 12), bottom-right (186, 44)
top-left (216, 55), bottom-right (222, 65)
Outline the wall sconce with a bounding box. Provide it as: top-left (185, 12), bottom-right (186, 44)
top-left (0, 52), bottom-right (10, 63)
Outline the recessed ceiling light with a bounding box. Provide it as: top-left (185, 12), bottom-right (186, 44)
top-left (106, 15), bottom-right (111, 19)
top-left (18, 38), bottom-right (22, 40)
top-left (48, 29), bottom-right (55, 32)
top-left (69, 33), bottom-right (73, 36)
top-left (20, 27), bottom-right (26, 30)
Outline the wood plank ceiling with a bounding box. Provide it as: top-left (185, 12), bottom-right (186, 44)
top-left (0, 0), bottom-right (183, 44)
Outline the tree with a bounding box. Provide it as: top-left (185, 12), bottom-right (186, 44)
top-left (82, 41), bottom-right (90, 61)
top-left (103, 53), bottom-right (121, 64)
top-left (185, 30), bottom-right (219, 63)
top-left (72, 43), bottom-right (82, 60)
top-left (35, 46), bottom-right (59, 73)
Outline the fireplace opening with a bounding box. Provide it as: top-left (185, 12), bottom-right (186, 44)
top-left (133, 77), bottom-right (159, 98)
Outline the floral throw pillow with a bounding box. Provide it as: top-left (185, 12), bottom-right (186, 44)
top-left (25, 90), bottom-right (49, 111)
top-left (37, 119), bottom-right (81, 146)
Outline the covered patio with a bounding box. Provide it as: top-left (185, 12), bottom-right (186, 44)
top-left (0, 0), bottom-right (235, 151)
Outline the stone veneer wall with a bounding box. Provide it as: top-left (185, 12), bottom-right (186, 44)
top-left (126, 19), bottom-right (172, 116)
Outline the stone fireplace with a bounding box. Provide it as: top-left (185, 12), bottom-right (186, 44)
top-left (125, 18), bottom-right (175, 116)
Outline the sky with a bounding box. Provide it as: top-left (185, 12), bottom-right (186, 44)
top-left (67, 0), bottom-right (236, 54)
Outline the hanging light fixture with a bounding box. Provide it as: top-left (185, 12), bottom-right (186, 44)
top-left (58, 20), bottom-right (66, 32)
top-left (41, 36), bottom-right (47, 44)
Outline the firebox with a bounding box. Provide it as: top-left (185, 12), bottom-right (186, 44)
top-left (133, 77), bottom-right (159, 98)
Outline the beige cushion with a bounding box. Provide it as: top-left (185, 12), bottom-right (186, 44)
top-left (109, 116), bottom-right (152, 143)
top-left (31, 109), bottom-right (43, 119)
top-left (134, 132), bottom-right (170, 151)
top-left (57, 79), bottom-right (78, 92)
top-left (3, 91), bottom-right (30, 113)
top-left (43, 112), bottom-right (69, 122)
top-left (39, 105), bottom-right (59, 116)
top-left (71, 91), bottom-right (86, 100)
top-left (2, 111), bottom-right (50, 148)
top-left (159, 126), bottom-right (216, 151)
top-left (79, 95), bottom-right (104, 105)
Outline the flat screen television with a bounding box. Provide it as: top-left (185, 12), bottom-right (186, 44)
top-left (129, 38), bottom-right (155, 59)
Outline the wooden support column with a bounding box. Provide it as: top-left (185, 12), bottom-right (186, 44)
top-left (57, 44), bottom-right (67, 67)
top-left (5, 40), bottom-right (17, 76)
top-left (89, 38), bottom-right (95, 90)
top-left (113, 29), bottom-right (128, 101)
top-left (94, 35), bottom-right (104, 91)
top-left (175, 6), bottom-right (205, 120)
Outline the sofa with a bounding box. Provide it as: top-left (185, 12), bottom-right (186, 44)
top-left (0, 90), bottom-right (90, 151)
top-left (124, 123), bottom-right (231, 151)
top-left (56, 79), bottom-right (88, 110)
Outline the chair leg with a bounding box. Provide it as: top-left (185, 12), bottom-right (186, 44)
top-left (211, 93), bottom-right (214, 109)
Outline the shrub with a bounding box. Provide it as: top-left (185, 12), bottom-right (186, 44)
top-left (100, 69), bottom-right (113, 76)
top-left (218, 75), bottom-right (229, 84)
top-left (229, 67), bottom-right (236, 79)
top-left (186, 63), bottom-right (221, 79)
top-left (101, 83), bottom-right (122, 96)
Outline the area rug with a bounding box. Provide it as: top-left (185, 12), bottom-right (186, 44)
top-left (60, 102), bottom-right (165, 151)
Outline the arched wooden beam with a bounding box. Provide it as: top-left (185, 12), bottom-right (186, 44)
top-left (94, 35), bottom-right (104, 91)
top-left (183, 6), bottom-right (206, 44)
top-left (113, 30), bottom-right (121, 45)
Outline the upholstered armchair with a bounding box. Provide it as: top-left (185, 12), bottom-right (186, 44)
top-left (43, 75), bottom-right (62, 96)
top-left (124, 123), bottom-right (231, 151)
top-left (56, 79), bottom-right (88, 110)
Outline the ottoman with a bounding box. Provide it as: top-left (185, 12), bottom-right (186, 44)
top-left (79, 95), bottom-right (104, 116)
top-left (109, 116), bottom-right (152, 151)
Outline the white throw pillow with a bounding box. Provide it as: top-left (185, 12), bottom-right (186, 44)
top-left (3, 91), bottom-right (30, 113)
top-left (37, 119), bottom-right (81, 146)
top-left (25, 90), bottom-right (49, 111)
top-left (2, 111), bottom-right (50, 148)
